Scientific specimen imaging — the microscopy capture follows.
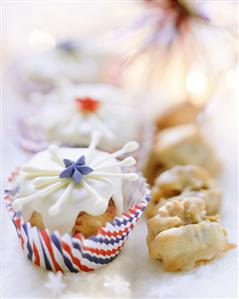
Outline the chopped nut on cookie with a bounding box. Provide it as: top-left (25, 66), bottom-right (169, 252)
top-left (145, 165), bottom-right (221, 218)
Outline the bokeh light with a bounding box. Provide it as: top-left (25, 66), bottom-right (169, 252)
top-left (28, 29), bottom-right (56, 51)
top-left (185, 71), bottom-right (207, 95)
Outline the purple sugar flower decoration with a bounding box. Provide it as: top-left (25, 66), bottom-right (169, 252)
top-left (59, 156), bottom-right (93, 184)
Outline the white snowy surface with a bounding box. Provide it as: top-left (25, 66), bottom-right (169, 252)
top-left (1, 86), bottom-right (238, 298)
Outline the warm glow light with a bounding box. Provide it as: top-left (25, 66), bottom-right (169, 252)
top-left (28, 29), bottom-right (56, 51)
top-left (185, 71), bottom-right (207, 95)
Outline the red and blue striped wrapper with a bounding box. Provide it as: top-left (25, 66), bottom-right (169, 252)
top-left (4, 168), bottom-right (151, 272)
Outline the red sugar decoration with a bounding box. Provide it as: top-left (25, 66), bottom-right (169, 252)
top-left (75, 97), bottom-right (100, 113)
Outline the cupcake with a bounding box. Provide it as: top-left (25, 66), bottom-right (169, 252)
top-left (13, 133), bottom-right (140, 236)
top-left (5, 133), bottom-right (150, 271)
top-left (12, 39), bottom-right (121, 96)
top-left (19, 84), bottom-right (140, 152)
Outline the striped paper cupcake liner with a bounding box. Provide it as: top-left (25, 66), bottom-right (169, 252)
top-left (4, 168), bottom-right (151, 272)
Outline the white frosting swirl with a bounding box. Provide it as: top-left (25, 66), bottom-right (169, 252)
top-left (28, 84), bottom-right (139, 150)
top-left (13, 136), bottom-right (139, 234)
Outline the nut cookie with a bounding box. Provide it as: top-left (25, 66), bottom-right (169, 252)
top-left (155, 101), bottom-right (202, 130)
top-left (147, 197), bottom-right (235, 272)
top-left (145, 165), bottom-right (221, 218)
top-left (144, 124), bottom-right (221, 185)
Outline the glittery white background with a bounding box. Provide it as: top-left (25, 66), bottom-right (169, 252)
top-left (1, 2), bottom-right (238, 298)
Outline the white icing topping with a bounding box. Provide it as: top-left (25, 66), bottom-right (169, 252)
top-left (13, 136), bottom-right (139, 234)
top-left (28, 84), bottom-right (139, 150)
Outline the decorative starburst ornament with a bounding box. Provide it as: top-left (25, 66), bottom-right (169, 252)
top-left (119, 0), bottom-right (237, 100)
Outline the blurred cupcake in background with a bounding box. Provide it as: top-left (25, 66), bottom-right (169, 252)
top-left (11, 38), bottom-right (122, 97)
top-left (18, 83), bottom-right (143, 153)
